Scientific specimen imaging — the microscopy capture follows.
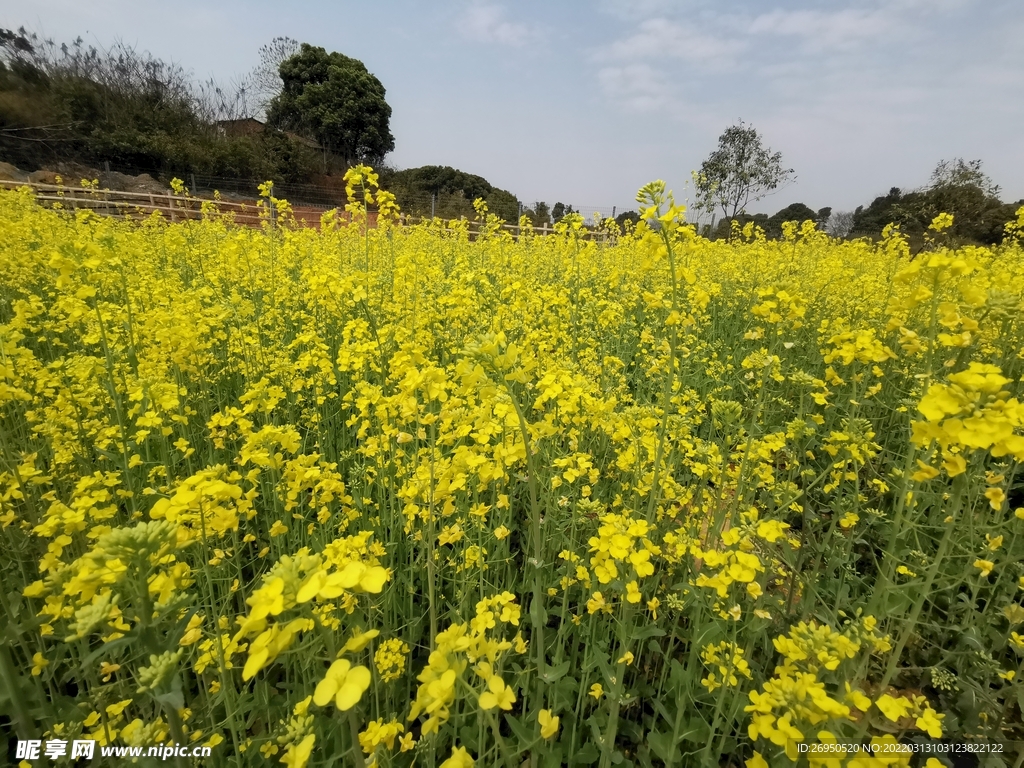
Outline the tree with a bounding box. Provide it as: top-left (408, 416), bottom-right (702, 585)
top-left (849, 161), bottom-right (1015, 245)
top-left (764, 202), bottom-right (817, 238)
top-left (249, 37), bottom-right (299, 118)
top-left (378, 164), bottom-right (521, 221)
top-left (528, 201), bottom-right (551, 226)
top-left (850, 188), bottom-right (904, 239)
top-left (914, 158), bottom-right (1007, 242)
top-left (410, 165), bottom-right (492, 201)
top-left (826, 210), bottom-right (855, 238)
top-left (711, 212), bottom-right (768, 240)
top-left (0, 26), bottom-right (319, 181)
top-left (929, 158), bottom-right (999, 197)
top-left (267, 44), bottom-right (394, 167)
top-left (694, 121), bottom-right (794, 219)
top-left (207, 37), bottom-right (301, 122)
top-left (485, 188), bottom-right (520, 223)
top-left (552, 202), bottom-right (578, 223)
top-left (614, 210), bottom-right (640, 230)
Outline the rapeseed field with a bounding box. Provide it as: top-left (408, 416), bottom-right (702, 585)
top-left (3, 168), bottom-right (1024, 767)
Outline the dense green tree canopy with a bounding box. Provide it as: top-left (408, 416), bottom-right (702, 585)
top-left (552, 202), bottom-right (578, 223)
top-left (379, 164), bottom-right (522, 222)
top-left (764, 203), bottom-right (818, 237)
top-left (267, 44), bottom-right (394, 166)
top-left (404, 165), bottom-right (493, 201)
top-left (709, 202), bottom-right (830, 240)
top-left (528, 201), bottom-right (551, 226)
top-left (614, 210), bottom-right (640, 230)
top-left (850, 160), bottom-right (1020, 245)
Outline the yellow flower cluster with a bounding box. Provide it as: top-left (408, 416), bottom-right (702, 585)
top-left (689, 506), bottom-right (789, 604)
top-left (373, 638), bottom-right (410, 683)
top-left (233, 534), bottom-right (389, 680)
top-left (700, 640), bottom-right (752, 691)
top-left (912, 363), bottom-right (1024, 463)
top-left (409, 593), bottom-right (524, 736)
top-left (588, 512), bottom-right (659, 591)
top-left (745, 617), bottom-right (945, 765)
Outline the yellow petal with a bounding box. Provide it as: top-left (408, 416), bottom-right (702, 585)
top-left (335, 665), bottom-right (371, 711)
top-left (313, 660), bottom-right (350, 707)
top-left (359, 566), bottom-right (388, 593)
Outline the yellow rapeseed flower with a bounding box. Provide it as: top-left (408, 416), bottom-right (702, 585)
top-left (974, 559), bottom-right (995, 578)
top-left (31, 653), bottom-right (48, 676)
top-left (313, 659), bottom-right (371, 711)
top-left (280, 733), bottom-right (315, 768)
top-left (538, 709), bottom-right (560, 739)
top-left (478, 676), bottom-right (515, 711)
top-left (439, 746), bottom-right (475, 768)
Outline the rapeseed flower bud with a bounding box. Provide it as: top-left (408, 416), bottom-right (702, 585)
top-left (373, 638), bottom-right (409, 682)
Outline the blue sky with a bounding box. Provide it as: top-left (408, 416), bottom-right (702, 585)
top-left (4, 0), bottom-right (1023, 218)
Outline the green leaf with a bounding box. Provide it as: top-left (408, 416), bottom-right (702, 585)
top-left (631, 625), bottom-right (666, 642)
top-left (668, 659), bottom-right (688, 689)
top-left (882, 588), bottom-right (913, 615)
top-left (504, 713), bottom-right (534, 746)
top-left (530, 598), bottom-right (548, 630)
top-left (459, 724), bottom-right (480, 752)
top-left (542, 659), bottom-right (572, 684)
top-left (587, 714), bottom-right (604, 747)
top-left (541, 744), bottom-right (565, 768)
top-left (647, 730), bottom-right (675, 763)
top-left (572, 742), bottom-right (600, 765)
top-left (554, 676), bottom-right (579, 703)
top-left (678, 718), bottom-right (712, 744)
top-left (77, 635), bottom-right (132, 672)
top-left (153, 688), bottom-right (184, 710)
top-left (652, 698), bottom-right (672, 724)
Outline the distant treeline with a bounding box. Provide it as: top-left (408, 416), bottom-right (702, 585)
top-left (379, 166), bottom-right (522, 222)
top-left (378, 166), bottom-right (588, 226)
top-left (707, 159), bottom-right (1022, 246)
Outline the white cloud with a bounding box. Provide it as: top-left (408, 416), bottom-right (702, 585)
top-left (592, 0), bottom-right (980, 120)
top-left (594, 15), bottom-right (743, 111)
top-left (596, 0), bottom-right (681, 21)
top-left (607, 17), bottom-right (744, 67)
top-left (745, 7), bottom-right (903, 53)
top-left (597, 62), bottom-right (677, 113)
top-left (457, 2), bottom-right (531, 46)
